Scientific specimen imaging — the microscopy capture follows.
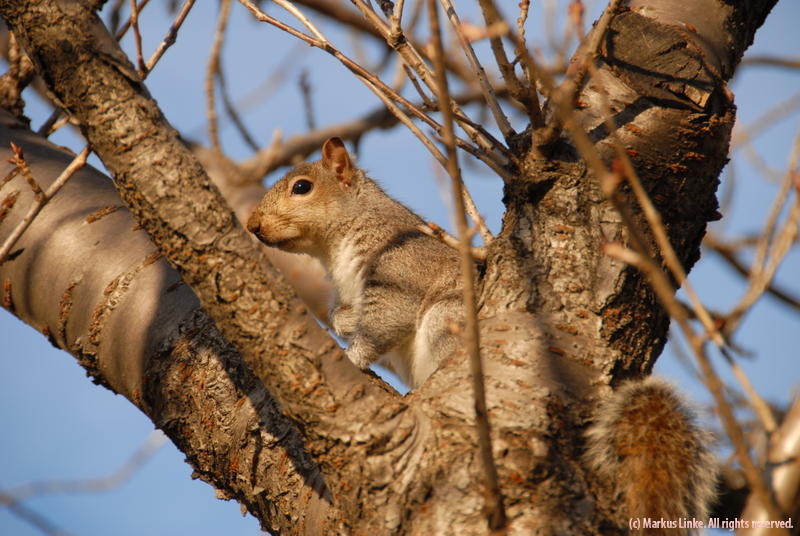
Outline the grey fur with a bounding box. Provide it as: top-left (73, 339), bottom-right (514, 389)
top-left (247, 140), bottom-right (463, 387)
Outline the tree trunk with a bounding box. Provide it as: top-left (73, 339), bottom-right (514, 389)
top-left (0, 0), bottom-right (778, 534)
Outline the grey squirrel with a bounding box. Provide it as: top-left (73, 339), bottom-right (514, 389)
top-left (246, 137), bottom-right (717, 529)
top-left (247, 137), bottom-right (463, 387)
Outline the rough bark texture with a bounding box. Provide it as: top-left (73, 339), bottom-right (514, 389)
top-left (0, 116), bottom-right (343, 534)
top-left (0, 0), bottom-right (779, 534)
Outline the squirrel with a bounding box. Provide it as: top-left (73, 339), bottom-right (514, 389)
top-left (246, 137), bottom-right (717, 528)
top-left (246, 137), bottom-right (463, 387)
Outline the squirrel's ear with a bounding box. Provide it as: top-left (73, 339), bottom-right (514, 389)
top-left (322, 137), bottom-right (352, 187)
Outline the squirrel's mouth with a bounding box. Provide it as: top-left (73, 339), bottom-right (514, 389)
top-left (265, 238), bottom-right (294, 249)
top-left (262, 235), bottom-right (305, 253)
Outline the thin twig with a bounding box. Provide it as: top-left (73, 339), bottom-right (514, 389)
top-left (114, 0), bottom-right (151, 41)
top-left (35, 108), bottom-right (62, 137)
top-left (144, 0), bottom-right (197, 73)
top-left (417, 222), bottom-right (487, 260)
top-left (189, 42), bottom-right (307, 142)
top-left (514, 0), bottom-right (535, 95)
top-left (106, 0), bottom-right (127, 35)
top-left (129, 0), bottom-right (146, 76)
top-left (348, 0), bottom-right (510, 166)
top-left (273, 0), bottom-right (328, 43)
top-left (1, 431), bottom-right (167, 503)
top-left (555, 0), bottom-right (620, 120)
top-left (727, 131), bottom-right (800, 335)
top-left (471, 0), bottom-right (546, 128)
top-left (704, 234), bottom-right (800, 311)
top-left (741, 395), bottom-right (800, 521)
top-left (427, 0), bottom-right (505, 530)
top-left (728, 176), bottom-right (800, 330)
top-left (474, 0), bottom-right (540, 132)
top-left (568, 0), bottom-right (585, 40)
top-left (9, 142), bottom-right (43, 201)
top-left (240, 86), bottom-right (510, 181)
top-left (740, 56), bottom-right (800, 70)
top-left (438, 0), bottom-right (514, 141)
top-left (453, 172), bottom-right (491, 244)
top-left (390, 0), bottom-right (405, 37)
top-left (217, 64), bottom-right (261, 152)
top-left (294, 0), bottom-right (476, 83)
top-left (238, 0), bottom-right (434, 128)
top-left (0, 146), bottom-right (91, 264)
top-left (403, 64), bottom-right (435, 109)
top-left (236, 0), bottom-right (511, 183)
top-left (206, 0), bottom-right (233, 154)
top-left (516, 0), bottom-right (531, 59)
top-left (0, 496), bottom-right (75, 536)
top-left (299, 70), bottom-right (316, 131)
top-left (730, 92), bottom-right (800, 150)
top-left (361, 76), bottom-right (451, 170)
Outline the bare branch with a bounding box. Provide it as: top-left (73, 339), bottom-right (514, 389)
top-left (417, 221), bottom-right (487, 260)
top-left (438, 0), bottom-right (515, 141)
top-left (205, 0), bottom-right (233, 154)
top-left (273, 0), bottom-right (328, 43)
top-left (236, 0), bottom-right (512, 180)
top-left (128, 0), bottom-right (146, 76)
top-left (143, 0), bottom-right (196, 73)
top-left (0, 497), bottom-right (74, 536)
top-left (704, 234), bottom-right (800, 312)
top-left (427, 0), bottom-right (505, 530)
top-left (474, 0), bottom-right (540, 131)
top-left (740, 55), bottom-right (800, 70)
top-left (554, 0), bottom-right (620, 124)
top-left (295, 0), bottom-right (475, 82)
top-left (389, 0), bottom-right (405, 37)
top-left (114, 0), bottom-right (151, 41)
top-left (0, 145), bottom-right (90, 264)
top-left (240, 86), bottom-right (511, 182)
top-left (347, 0), bottom-right (511, 166)
top-left (1, 431), bottom-right (167, 504)
top-left (299, 69), bottom-right (316, 131)
top-left (731, 91), bottom-right (800, 150)
top-left (727, 131), bottom-right (800, 332)
top-left (218, 63), bottom-right (261, 152)
top-left (516, 0), bottom-right (531, 58)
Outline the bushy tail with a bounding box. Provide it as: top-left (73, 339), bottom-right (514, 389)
top-left (585, 378), bottom-right (717, 534)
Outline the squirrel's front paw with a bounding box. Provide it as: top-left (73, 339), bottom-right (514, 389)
top-left (345, 337), bottom-right (379, 370)
top-left (331, 304), bottom-right (359, 339)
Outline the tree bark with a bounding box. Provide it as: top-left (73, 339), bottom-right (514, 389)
top-left (0, 113), bottom-right (343, 534)
top-left (0, 0), bottom-right (779, 534)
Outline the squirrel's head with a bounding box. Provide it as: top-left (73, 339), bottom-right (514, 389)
top-left (247, 137), bottom-right (358, 257)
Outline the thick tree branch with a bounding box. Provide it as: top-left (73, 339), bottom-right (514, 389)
top-left (0, 114), bottom-right (342, 533)
top-left (0, 0), bottom-right (413, 518)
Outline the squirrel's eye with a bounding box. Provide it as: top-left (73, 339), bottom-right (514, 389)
top-left (291, 179), bottom-right (313, 195)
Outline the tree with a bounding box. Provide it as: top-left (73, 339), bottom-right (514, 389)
top-left (0, 0), bottom-right (798, 534)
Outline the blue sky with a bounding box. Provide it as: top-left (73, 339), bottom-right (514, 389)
top-left (1, 1), bottom-right (798, 534)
